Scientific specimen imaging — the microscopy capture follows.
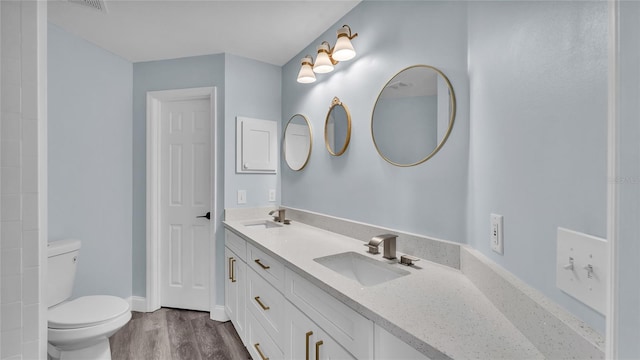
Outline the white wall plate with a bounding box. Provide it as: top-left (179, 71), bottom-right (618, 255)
top-left (556, 227), bottom-right (607, 314)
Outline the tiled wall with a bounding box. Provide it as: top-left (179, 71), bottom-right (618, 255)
top-left (1, 1), bottom-right (45, 359)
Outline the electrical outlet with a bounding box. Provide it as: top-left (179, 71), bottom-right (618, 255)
top-left (490, 214), bottom-right (504, 255)
top-left (237, 190), bottom-right (247, 204)
top-left (268, 189), bottom-right (276, 202)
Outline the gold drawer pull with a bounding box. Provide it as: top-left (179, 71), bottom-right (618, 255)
top-left (315, 340), bottom-right (323, 360)
top-left (254, 343), bottom-right (269, 360)
top-left (228, 257), bottom-right (234, 280)
top-left (255, 259), bottom-right (270, 270)
top-left (305, 331), bottom-right (313, 360)
top-left (231, 258), bottom-right (236, 283)
top-left (254, 296), bottom-right (270, 310)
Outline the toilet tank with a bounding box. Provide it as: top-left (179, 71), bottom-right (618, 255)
top-left (47, 239), bottom-right (81, 307)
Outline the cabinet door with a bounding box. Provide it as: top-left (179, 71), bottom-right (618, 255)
top-left (224, 247), bottom-right (246, 343)
top-left (248, 311), bottom-right (284, 360)
top-left (285, 302), bottom-right (356, 360)
top-left (236, 116), bottom-right (278, 173)
top-left (247, 268), bottom-right (285, 347)
top-left (285, 270), bottom-right (373, 359)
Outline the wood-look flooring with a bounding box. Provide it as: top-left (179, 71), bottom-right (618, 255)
top-left (109, 308), bottom-right (252, 360)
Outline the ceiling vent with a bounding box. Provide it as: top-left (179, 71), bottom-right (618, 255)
top-left (67, 0), bottom-right (108, 13)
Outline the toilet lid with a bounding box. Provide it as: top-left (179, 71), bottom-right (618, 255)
top-left (48, 295), bottom-right (130, 329)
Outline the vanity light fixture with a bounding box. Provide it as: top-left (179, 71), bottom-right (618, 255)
top-left (332, 25), bottom-right (358, 61)
top-left (296, 24), bottom-right (358, 83)
top-left (296, 55), bottom-right (316, 83)
top-left (313, 41), bottom-right (336, 74)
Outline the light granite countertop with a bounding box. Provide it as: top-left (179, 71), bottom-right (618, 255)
top-left (223, 218), bottom-right (544, 360)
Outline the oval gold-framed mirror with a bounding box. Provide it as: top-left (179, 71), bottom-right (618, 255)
top-left (283, 114), bottom-right (313, 171)
top-left (324, 97), bottom-right (352, 156)
top-left (371, 65), bottom-right (456, 167)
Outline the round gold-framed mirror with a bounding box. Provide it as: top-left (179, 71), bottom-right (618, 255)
top-left (283, 114), bottom-right (313, 171)
top-left (371, 65), bottom-right (456, 167)
top-left (324, 97), bottom-right (352, 156)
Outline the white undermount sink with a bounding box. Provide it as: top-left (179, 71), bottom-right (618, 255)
top-left (242, 220), bottom-right (283, 229)
top-left (314, 251), bottom-right (410, 287)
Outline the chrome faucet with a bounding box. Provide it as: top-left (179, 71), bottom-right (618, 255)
top-left (365, 234), bottom-right (398, 260)
top-left (269, 208), bottom-right (286, 223)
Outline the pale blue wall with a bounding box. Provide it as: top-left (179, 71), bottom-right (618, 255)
top-left (281, 1), bottom-right (470, 243)
top-left (48, 24), bottom-right (133, 299)
top-left (223, 54), bottom-right (282, 209)
top-left (221, 53), bottom-right (281, 304)
top-left (132, 54), bottom-right (225, 297)
top-left (616, 1), bottom-right (640, 357)
top-left (282, 0), bottom-right (607, 334)
top-left (467, 1), bottom-right (607, 333)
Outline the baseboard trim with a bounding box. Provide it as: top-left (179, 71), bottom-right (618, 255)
top-left (126, 296), bottom-right (226, 317)
top-left (128, 296), bottom-right (149, 312)
top-left (210, 305), bottom-right (229, 322)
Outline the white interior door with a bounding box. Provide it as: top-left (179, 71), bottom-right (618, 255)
top-left (160, 98), bottom-right (211, 311)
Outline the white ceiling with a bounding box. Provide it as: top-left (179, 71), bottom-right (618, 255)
top-left (48, 0), bottom-right (361, 66)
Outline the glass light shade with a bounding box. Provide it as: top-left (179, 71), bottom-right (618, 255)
top-left (313, 43), bottom-right (334, 73)
top-left (332, 35), bottom-right (356, 61)
top-left (297, 62), bottom-right (316, 83)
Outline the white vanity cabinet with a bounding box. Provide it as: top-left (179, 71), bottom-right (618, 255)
top-left (223, 228), bottom-right (427, 360)
top-left (247, 311), bottom-right (284, 360)
top-left (224, 232), bottom-right (247, 342)
top-left (244, 242), bottom-right (287, 359)
top-left (285, 270), bottom-right (373, 360)
top-left (247, 267), bottom-right (286, 348)
top-left (247, 243), bottom-right (285, 291)
top-left (285, 301), bottom-right (356, 360)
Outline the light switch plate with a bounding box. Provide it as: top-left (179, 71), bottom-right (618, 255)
top-left (556, 227), bottom-right (607, 314)
top-left (237, 190), bottom-right (247, 204)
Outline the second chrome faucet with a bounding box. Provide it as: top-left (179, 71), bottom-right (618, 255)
top-left (366, 234), bottom-right (398, 260)
top-left (269, 208), bottom-right (288, 223)
top-left (365, 234), bottom-right (421, 266)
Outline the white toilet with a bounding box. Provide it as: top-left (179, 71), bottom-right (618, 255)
top-left (47, 239), bottom-right (131, 360)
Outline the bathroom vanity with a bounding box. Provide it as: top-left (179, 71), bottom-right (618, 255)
top-left (223, 213), bottom-right (554, 359)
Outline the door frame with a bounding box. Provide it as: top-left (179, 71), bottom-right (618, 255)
top-left (145, 87), bottom-right (218, 316)
top-left (606, 0), bottom-right (618, 357)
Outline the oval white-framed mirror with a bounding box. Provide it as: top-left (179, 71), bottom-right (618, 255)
top-left (283, 114), bottom-right (313, 171)
top-left (324, 97), bottom-right (352, 156)
top-left (371, 65), bottom-right (456, 167)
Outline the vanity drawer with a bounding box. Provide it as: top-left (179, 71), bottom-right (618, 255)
top-left (247, 311), bottom-right (284, 360)
top-left (225, 230), bottom-right (247, 262)
top-left (285, 270), bottom-right (373, 360)
top-left (248, 243), bottom-right (285, 291)
top-left (248, 268), bottom-right (285, 349)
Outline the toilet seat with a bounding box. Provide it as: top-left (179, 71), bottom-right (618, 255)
top-left (48, 295), bottom-right (130, 329)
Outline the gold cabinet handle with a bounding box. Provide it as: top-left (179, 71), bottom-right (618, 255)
top-left (254, 296), bottom-right (270, 310)
top-left (254, 343), bottom-right (269, 360)
top-left (315, 340), bottom-right (323, 360)
top-left (254, 258), bottom-right (270, 270)
top-left (228, 257), bottom-right (234, 280)
top-left (305, 331), bottom-right (313, 360)
top-left (231, 258), bottom-right (236, 283)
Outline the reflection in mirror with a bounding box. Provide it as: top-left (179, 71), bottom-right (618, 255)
top-left (371, 65), bottom-right (456, 167)
top-left (325, 97), bottom-right (352, 156)
top-left (283, 114), bottom-right (313, 171)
